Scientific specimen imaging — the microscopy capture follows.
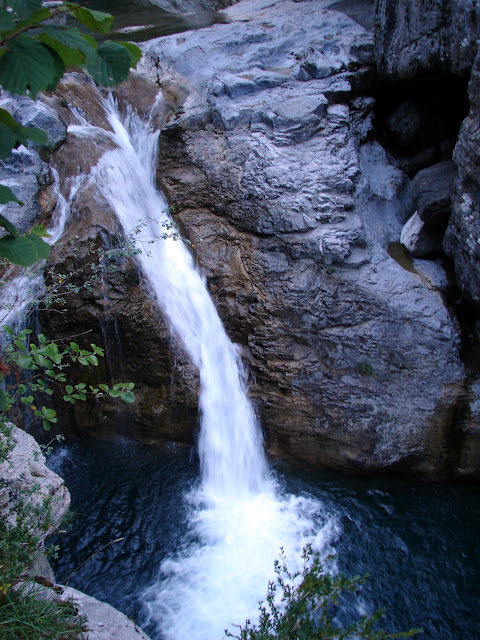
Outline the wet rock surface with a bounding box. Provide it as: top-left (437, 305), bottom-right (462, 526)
top-left (2, 0), bottom-right (479, 476)
top-left (136, 0), bottom-right (473, 475)
top-left (36, 75), bottom-right (199, 443)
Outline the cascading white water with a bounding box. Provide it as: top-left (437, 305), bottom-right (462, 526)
top-left (0, 168), bottom-right (82, 328)
top-left (69, 97), bottom-right (337, 640)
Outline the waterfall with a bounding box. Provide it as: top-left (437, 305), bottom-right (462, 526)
top-left (0, 169), bottom-right (81, 328)
top-left (69, 97), bottom-right (337, 640)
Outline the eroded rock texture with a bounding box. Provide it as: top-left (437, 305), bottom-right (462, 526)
top-left (374, 0), bottom-right (480, 474)
top-left (444, 51), bottom-right (480, 309)
top-left (375, 0), bottom-right (480, 313)
top-left (2, 0), bottom-right (479, 476)
top-left (138, 0), bottom-right (470, 475)
top-left (375, 0), bottom-right (479, 80)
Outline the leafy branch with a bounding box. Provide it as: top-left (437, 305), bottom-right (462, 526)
top-left (226, 545), bottom-right (423, 640)
top-left (0, 0), bottom-right (141, 267)
top-left (0, 325), bottom-right (135, 431)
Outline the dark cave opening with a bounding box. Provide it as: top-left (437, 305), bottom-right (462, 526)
top-left (373, 72), bottom-right (470, 177)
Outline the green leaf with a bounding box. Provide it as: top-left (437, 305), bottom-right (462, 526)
top-left (16, 328), bottom-right (32, 338)
top-left (87, 354), bottom-right (98, 366)
top-left (42, 407), bottom-right (56, 420)
top-left (0, 8), bottom-right (15, 32)
top-left (86, 42), bottom-right (131, 86)
top-left (70, 342), bottom-right (80, 354)
top-left (16, 355), bottom-right (33, 368)
top-left (14, 7), bottom-right (50, 30)
top-left (0, 214), bottom-right (19, 237)
top-left (70, 6), bottom-right (114, 34)
top-left (2, 325), bottom-right (15, 335)
top-left (20, 395), bottom-right (34, 405)
top-left (41, 25), bottom-right (94, 56)
top-left (120, 391), bottom-right (135, 403)
top-left (0, 37), bottom-right (56, 98)
top-left (0, 108), bottom-right (19, 129)
top-left (0, 186), bottom-right (22, 206)
top-left (0, 390), bottom-right (7, 411)
top-left (43, 44), bottom-right (66, 92)
top-left (38, 30), bottom-right (85, 67)
top-left (14, 339), bottom-right (27, 352)
top-left (42, 419), bottom-right (51, 431)
top-left (114, 41), bottom-right (142, 68)
top-left (0, 122), bottom-right (16, 159)
top-left (30, 224), bottom-right (50, 238)
top-left (9, 0), bottom-right (43, 19)
top-left (66, 385), bottom-right (73, 394)
top-left (91, 343), bottom-right (104, 356)
top-left (22, 126), bottom-right (49, 145)
top-left (0, 232), bottom-right (51, 266)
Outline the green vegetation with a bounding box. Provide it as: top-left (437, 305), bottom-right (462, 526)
top-left (0, 2), bottom-right (141, 636)
top-left (356, 361), bottom-right (375, 377)
top-left (0, 582), bottom-right (86, 639)
top-left (226, 546), bottom-right (422, 640)
top-left (0, 0), bottom-right (141, 267)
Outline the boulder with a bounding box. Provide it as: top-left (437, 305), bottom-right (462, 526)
top-left (400, 211), bottom-right (444, 257)
top-left (412, 160), bottom-right (457, 230)
top-left (57, 586), bottom-right (152, 640)
top-left (0, 426), bottom-right (70, 582)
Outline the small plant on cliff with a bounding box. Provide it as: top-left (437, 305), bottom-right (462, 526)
top-left (0, 325), bottom-right (135, 442)
top-left (226, 546), bottom-right (422, 640)
top-left (0, 582), bottom-right (86, 639)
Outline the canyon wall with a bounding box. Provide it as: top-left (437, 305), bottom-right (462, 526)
top-left (1, 0), bottom-right (479, 476)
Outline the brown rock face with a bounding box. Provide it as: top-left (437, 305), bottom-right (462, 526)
top-left (38, 75), bottom-right (199, 443)
top-left (17, 0), bottom-right (478, 478)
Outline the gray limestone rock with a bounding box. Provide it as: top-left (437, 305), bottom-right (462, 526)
top-left (374, 0), bottom-right (480, 317)
top-left (412, 160), bottom-right (457, 231)
top-left (3, 0), bottom-right (473, 477)
top-left (400, 211), bottom-right (444, 257)
top-left (374, 0), bottom-right (479, 80)
top-left (58, 586), bottom-right (152, 640)
top-left (0, 94), bottom-right (66, 233)
top-left (0, 426), bottom-right (70, 581)
top-left (444, 48), bottom-right (480, 308)
top-left (134, 0), bottom-right (470, 475)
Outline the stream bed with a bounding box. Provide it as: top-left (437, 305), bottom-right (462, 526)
top-left (47, 435), bottom-right (480, 640)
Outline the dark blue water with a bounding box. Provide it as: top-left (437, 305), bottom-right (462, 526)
top-left (47, 435), bottom-right (480, 640)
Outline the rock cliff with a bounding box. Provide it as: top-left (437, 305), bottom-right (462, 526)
top-left (1, 0), bottom-right (479, 477)
top-left (137, 0), bottom-right (475, 475)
